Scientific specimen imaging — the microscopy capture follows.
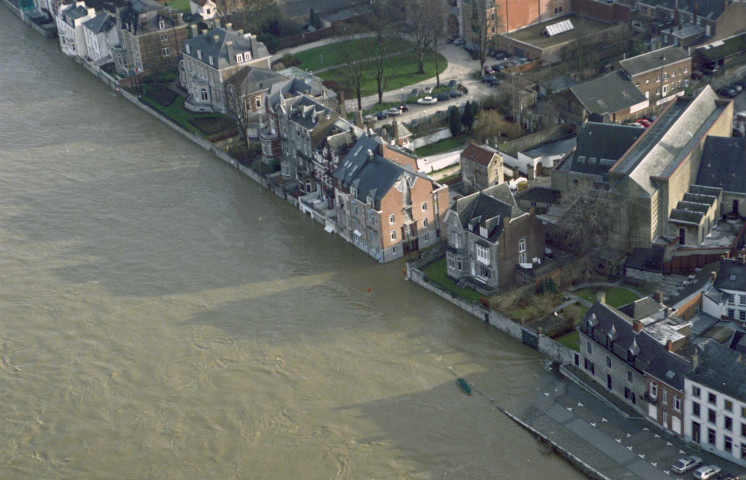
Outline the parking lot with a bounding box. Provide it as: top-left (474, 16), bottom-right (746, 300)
top-left (505, 367), bottom-right (746, 480)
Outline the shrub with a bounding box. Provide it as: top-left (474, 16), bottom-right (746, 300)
top-left (147, 88), bottom-right (178, 107)
top-left (188, 116), bottom-right (237, 135)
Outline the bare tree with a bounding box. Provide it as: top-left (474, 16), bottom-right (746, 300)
top-left (370, 35), bottom-right (401, 104)
top-left (404, 0), bottom-right (434, 74)
top-left (238, 0), bottom-right (280, 34)
top-left (333, 26), bottom-right (366, 111)
top-left (557, 182), bottom-right (613, 281)
top-left (423, 0), bottom-right (448, 87)
top-left (470, 0), bottom-right (499, 70)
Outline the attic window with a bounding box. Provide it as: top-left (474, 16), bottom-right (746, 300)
top-left (480, 225), bottom-right (488, 238)
top-left (186, 44), bottom-right (191, 54)
top-left (730, 274), bottom-right (737, 281)
top-left (208, 55), bottom-right (214, 65)
top-left (197, 50), bottom-right (202, 60)
top-left (159, 19), bottom-right (165, 30)
top-left (588, 157), bottom-right (597, 165)
top-left (236, 53), bottom-right (244, 63)
top-left (367, 195), bottom-right (374, 207)
top-left (577, 156), bottom-right (585, 164)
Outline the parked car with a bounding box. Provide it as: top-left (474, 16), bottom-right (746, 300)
top-left (424, 85), bottom-right (433, 94)
top-left (449, 89), bottom-right (463, 98)
top-left (719, 474), bottom-right (740, 480)
top-left (417, 96), bottom-right (438, 105)
top-left (376, 110), bottom-right (388, 119)
top-left (387, 107), bottom-right (401, 116)
top-left (448, 79), bottom-right (457, 88)
top-left (703, 63), bottom-right (719, 75)
top-left (483, 66), bottom-right (495, 75)
top-left (719, 87), bottom-right (738, 98)
top-left (493, 50), bottom-right (508, 60)
top-left (692, 465), bottom-right (721, 480)
top-left (483, 76), bottom-right (500, 86)
top-left (436, 92), bottom-right (451, 101)
top-left (635, 118), bottom-right (652, 128)
top-left (453, 37), bottom-right (465, 46)
top-left (410, 88), bottom-right (420, 97)
top-left (399, 104), bottom-right (409, 112)
top-left (630, 122), bottom-right (645, 128)
top-left (671, 456), bottom-right (702, 474)
top-left (363, 114), bottom-right (376, 123)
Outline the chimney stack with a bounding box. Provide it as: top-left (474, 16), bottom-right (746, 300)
top-left (633, 320), bottom-right (643, 333)
top-left (710, 271), bottom-right (717, 283)
top-left (597, 291), bottom-right (606, 305)
top-left (225, 22), bottom-right (232, 30)
top-left (666, 339), bottom-right (673, 351)
top-left (665, 306), bottom-right (673, 317)
top-left (691, 352), bottom-right (698, 369)
top-left (653, 290), bottom-right (664, 303)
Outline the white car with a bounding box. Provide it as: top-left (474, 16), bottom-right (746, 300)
top-left (671, 456), bottom-right (702, 474)
top-left (692, 465), bottom-right (721, 480)
top-left (417, 96), bottom-right (438, 105)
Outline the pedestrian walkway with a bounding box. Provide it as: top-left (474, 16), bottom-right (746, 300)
top-left (504, 369), bottom-right (744, 480)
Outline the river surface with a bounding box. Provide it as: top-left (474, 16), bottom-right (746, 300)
top-left (0, 11), bottom-right (584, 479)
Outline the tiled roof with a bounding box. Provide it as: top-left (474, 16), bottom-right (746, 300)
top-left (619, 46), bottom-right (690, 77)
top-left (690, 341), bottom-right (746, 401)
top-left (83, 11), bottom-right (115, 34)
top-left (696, 136), bottom-right (746, 193)
top-left (461, 143), bottom-right (498, 166)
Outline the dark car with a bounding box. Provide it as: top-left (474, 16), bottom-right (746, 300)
top-left (484, 76), bottom-right (500, 86)
top-left (376, 110), bottom-right (388, 119)
top-left (719, 87), bottom-right (738, 98)
top-left (481, 75), bottom-right (496, 83)
top-left (399, 104), bottom-right (409, 112)
top-left (436, 92), bottom-right (451, 101)
top-left (494, 50), bottom-right (508, 60)
top-left (449, 89), bottom-right (463, 98)
top-left (448, 79), bottom-right (457, 88)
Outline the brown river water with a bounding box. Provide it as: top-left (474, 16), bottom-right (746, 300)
top-left (0, 11), bottom-right (584, 479)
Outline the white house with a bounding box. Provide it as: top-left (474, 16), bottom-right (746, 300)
top-left (683, 342), bottom-right (746, 467)
top-left (189, 0), bottom-right (218, 19)
top-left (513, 135), bottom-right (576, 179)
top-left (56, 0), bottom-right (96, 59)
top-left (702, 258), bottom-right (746, 322)
top-left (82, 12), bottom-right (118, 64)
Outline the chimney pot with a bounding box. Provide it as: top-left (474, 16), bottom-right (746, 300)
top-left (666, 339), bottom-right (673, 351)
top-left (597, 291), bottom-right (606, 305)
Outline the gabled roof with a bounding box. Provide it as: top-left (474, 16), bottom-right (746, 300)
top-left (521, 136), bottom-right (576, 159)
top-left (696, 136), bottom-right (746, 193)
top-left (83, 11), bottom-right (115, 34)
top-left (564, 123), bottom-right (644, 175)
top-left (714, 258), bottom-right (746, 292)
top-left (618, 297), bottom-right (665, 321)
top-left (461, 143), bottom-right (499, 166)
top-left (453, 183), bottom-right (524, 243)
top-left (646, 350), bottom-right (691, 390)
top-left (570, 71), bottom-right (648, 116)
top-left (612, 86), bottom-right (728, 194)
top-left (183, 27), bottom-right (270, 70)
top-left (334, 135), bottom-right (381, 188)
top-left (619, 46), bottom-right (690, 77)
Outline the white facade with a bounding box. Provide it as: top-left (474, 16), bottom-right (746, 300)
top-left (189, 0), bottom-right (217, 19)
top-left (683, 378), bottom-right (746, 466)
top-left (703, 288), bottom-right (746, 322)
top-left (82, 14), bottom-right (119, 64)
top-left (56, 1), bottom-right (95, 59)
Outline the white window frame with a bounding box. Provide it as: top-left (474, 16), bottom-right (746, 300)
top-left (476, 244), bottom-right (490, 265)
top-left (236, 53), bottom-right (244, 63)
top-left (390, 230), bottom-right (396, 241)
top-left (389, 214), bottom-right (395, 225)
top-left (518, 238), bottom-right (527, 264)
top-left (421, 201), bottom-right (427, 212)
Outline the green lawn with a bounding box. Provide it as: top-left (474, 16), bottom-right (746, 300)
top-left (416, 136), bottom-right (468, 157)
top-left (139, 88), bottom-right (238, 140)
top-left (555, 330), bottom-right (579, 351)
top-left (319, 49), bottom-right (447, 98)
top-left (574, 286), bottom-right (642, 308)
top-left (421, 258), bottom-right (484, 303)
top-left (162, 0), bottom-right (190, 13)
top-left (293, 38), bottom-right (381, 72)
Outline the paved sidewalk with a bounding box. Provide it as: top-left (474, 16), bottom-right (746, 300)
top-left (504, 369), bottom-right (745, 480)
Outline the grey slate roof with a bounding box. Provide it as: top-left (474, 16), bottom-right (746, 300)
top-left (690, 341), bottom-right (746, 401)
top-left (119, 0), bottom-right (183, 35)
top-left (646, 350), bottom-right (691, 390)
top-left (570, 71), bottom-right (647, 116)
top-left (564, 123), bottom-right (644, 175)
top-left (333, 135), bottom-right (383, 187)
top-left (619, 46), bottom-right (690, 77)
top-left (618, 297), bottom-right (665, 321)
top-left (696, 136), bottom-right (746, 193)
top-left (229, 67), bottom-right (287, 94)
top-left (714, 258), bottom-right (746, 292)
top-left (184, 27), bottom-right (269, 70)
top-left (83, 11), bottom-right (115, 34)
top-left (453, 183), bottom-right (524, 243)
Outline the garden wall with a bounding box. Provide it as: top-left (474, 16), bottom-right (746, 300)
top-left (407, 264), bottom-right (576, 364)
top-left (412, 128), bottom-right (453, 149)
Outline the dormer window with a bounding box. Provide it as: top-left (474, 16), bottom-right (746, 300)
top-left (208, 55), bottom-right (213, 65)
top-left (367, 195), bottom-right (373, 207)
top-left (186, 44), bottom-right (191, 54)
top-left (235, 53), bottom-right (244, 63)
top-left (197, 50), bottom-right (202, 60)
top-left (159, 19), bottom-right (165, 30)
top-left (480, 225), bottom-right (488, 237)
